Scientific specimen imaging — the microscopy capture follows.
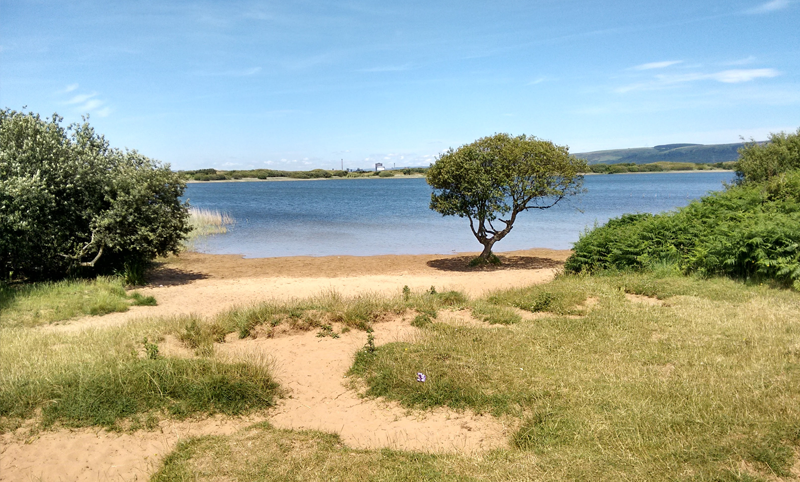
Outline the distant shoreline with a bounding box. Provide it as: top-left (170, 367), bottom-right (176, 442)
top-left (185, 173), bottom-right (427, 183)
top-left (185, 170), bottom-right (732, 183)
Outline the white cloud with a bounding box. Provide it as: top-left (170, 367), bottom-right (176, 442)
top-left (631, 60), bottom-right (683, 70)
top-left (710, 68), bottom-right (780, 83)
top-left (66, 93), bottom-right (97, 104)
top-left (745, 0), bottom-right (790, 14)
top-left (617, 68), bottom-right (780, 92)
top-left (82, 99), bottom-right (104, 111)
top-left (60, 89), bottom-right (112, 117)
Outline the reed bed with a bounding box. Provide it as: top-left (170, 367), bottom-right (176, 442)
top-left (187, 207), bottom-right (234, 238)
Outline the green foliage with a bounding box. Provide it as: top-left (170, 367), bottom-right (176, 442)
top-left (378, 170), bottom-right (395, 177)
top-left (184, 167), bottom-right (346, 181)
top-left (428, 133), bottom-right (586, 260)
top-left (0, 109), bottom-right (190, 280)
top-left (143, 337), bottom-right (159, 359)
top-left (736, 127), bottom-right (800, 184)
top-left (567, 168), bottom-right (800, 285)
top-left (587, 161), bottom-right (726, 174)
top-left (123, 259), bottom-right (148, 286)
top-left (410, 313), bottom-right (433, 327)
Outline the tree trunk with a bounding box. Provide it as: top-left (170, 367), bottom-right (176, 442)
top-left (479, 239), bottom-right (496, 261)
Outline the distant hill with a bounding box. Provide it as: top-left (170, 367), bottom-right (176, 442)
top-left (575, 142), bottom-right (758, 165)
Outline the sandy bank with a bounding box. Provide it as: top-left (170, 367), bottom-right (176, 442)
top-left (3, 248), bottom-right (569, 481)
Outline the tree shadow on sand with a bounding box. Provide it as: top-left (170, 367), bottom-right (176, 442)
top-left (147, 264), bottom-right (209, 286)
top-left (426, 256), bottom-right (564, 272)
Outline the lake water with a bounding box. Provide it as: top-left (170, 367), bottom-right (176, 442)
top-left (184, 172), bottom-right (735, 258)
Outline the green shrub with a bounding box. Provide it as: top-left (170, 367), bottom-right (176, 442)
top-left (566, 169), bottom-right (800, 285)
top-left (0, 109), bottom-right (190, 280)
top-left (378, 170), bottom-right (395, 177)
top-left (736, 128), bottom-right (800, 184)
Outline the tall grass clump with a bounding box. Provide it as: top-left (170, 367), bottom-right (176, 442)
top-left (187, 207), bottom-right (234, 238)
top-left (181, 287), bottom-right (471, 350)
top-left (0, 277), bottom-right (145, 328)
top-left (0, 318), bottom-right (278, 431)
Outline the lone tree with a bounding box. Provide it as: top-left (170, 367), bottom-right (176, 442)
top-left (427, 133), bottom-right (587, 263)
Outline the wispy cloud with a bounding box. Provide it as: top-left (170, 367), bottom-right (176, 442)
top-left (358, 63), bottom-right (413, 73)
top-left (631, 60), bottom-right (683, 70)
top-left (527, 77), bottom-right (550, 85)
top-left (284, 52), bottom-right (342, 71)
top-left (745, 0), bottom-right (790, 14)
top-left (617, 68), bottom-right (780, 92)
top-left (66, 93), bottom-right (97, 105)
top-left (194, 67), bottom-right (262, 77)
top-left (60, 89), bottom-right (112, 117)
top-left (723, 56), bottom-right (757, 66)
top-left (709, 68), bottom-right (780, 83)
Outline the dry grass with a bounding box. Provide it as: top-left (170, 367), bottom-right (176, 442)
top-left (4, 270), bottom-right (800, 480)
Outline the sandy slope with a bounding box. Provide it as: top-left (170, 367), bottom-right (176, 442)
top-left (1, 248), bottom-right (568, 481)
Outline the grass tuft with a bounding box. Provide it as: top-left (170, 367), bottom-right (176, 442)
top-left (0, 277), bottom-right (149, 328)
top-left (470, 301), bottom-right (521, 325)
top-left (129, 292), bottom-right (157, 306)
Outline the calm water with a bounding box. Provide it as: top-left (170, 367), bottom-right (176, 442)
top-left (184, 172), bottom-right (735, 257)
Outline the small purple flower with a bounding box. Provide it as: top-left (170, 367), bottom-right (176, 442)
top-left (416, 372), bottom-right (426, 382)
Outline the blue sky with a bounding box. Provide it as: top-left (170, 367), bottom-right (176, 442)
top-left (2, 0), bottom-right (798, 171)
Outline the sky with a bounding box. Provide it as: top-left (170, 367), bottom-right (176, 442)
top-left (1, 0), bottom-right (798, 171)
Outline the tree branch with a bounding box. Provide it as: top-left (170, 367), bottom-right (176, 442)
top-left (59, 231), bottom-right (105, 267)
top-left (79, 245), bottom-right (104, 267)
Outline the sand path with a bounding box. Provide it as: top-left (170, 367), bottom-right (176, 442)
top-left (2, 249), bottom-right (568, 481)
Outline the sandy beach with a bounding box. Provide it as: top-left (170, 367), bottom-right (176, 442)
top-left (1, 248), bottom-right (569, 481)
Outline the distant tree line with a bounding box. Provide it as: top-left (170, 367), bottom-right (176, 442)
top-left (179, 166), bottom-right (429, 181)
top-left (178, 163), bottom-right (731, 181)
top-left (586, 161), bottom-right (734, 174)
